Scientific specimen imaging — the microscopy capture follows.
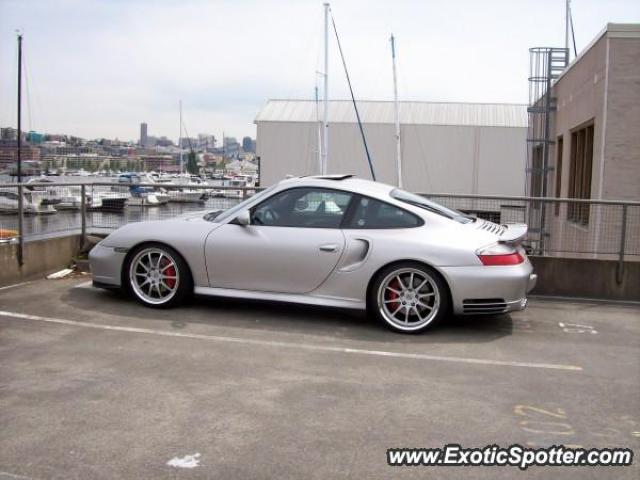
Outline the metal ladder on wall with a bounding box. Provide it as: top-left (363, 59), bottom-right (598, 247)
top-left (525, 47), bottom-right (569, 254)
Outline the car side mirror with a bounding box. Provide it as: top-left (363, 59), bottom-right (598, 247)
top-left (235, 209), bottom-right (251, 226)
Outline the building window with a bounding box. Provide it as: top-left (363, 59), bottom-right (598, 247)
top-left (567, 124), bottom-right (594, 225)
top-left (555, 136), bottom-right (563, 216)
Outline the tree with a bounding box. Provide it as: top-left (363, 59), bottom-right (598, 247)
top-left (186, 150), bottom-right (199, 175)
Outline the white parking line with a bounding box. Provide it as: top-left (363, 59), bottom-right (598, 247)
top-left (0, 310), bottom-right (583, 372)
top-left (0, 470), bottom-right (34, 480)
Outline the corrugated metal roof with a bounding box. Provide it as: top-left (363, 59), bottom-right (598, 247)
top-left (255, 100), bottom-right (528, 128)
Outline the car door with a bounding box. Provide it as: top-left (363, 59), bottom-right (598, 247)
top-left (205, 187), bottom-right (353, 294)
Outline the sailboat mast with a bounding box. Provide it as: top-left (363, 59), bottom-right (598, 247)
top-left (565, 0), bottom-right (570, 57)
top-left (315, 85), bottom-right (322, 174)
top-left (391, 34), bottom-right (402, 188)
top-left (16, 32), bottom-right (24, 267)
top-left (17, 33), bottom-right (23, 183)
top-left (322, 2), bottom-right (330, 175)
top-left (179, 100), bottom-right (183, 174)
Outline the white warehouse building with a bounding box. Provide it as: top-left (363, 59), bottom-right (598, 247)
top-left (255, 100), bottom-right (528, 195)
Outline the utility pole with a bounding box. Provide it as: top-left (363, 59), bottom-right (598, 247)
top-left (390, 34), bottom-right (402, 188)
top-left (322, 2), bottom-right (330, 175)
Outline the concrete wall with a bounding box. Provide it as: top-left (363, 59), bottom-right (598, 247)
top-left (0, 235), bottom-right (81, 286)
top-left (257, 121), bottom-right (527, 195)
top-left (530, 256), bottom-right (639, 302)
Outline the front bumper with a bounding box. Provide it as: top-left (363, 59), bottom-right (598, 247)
top-left (88, 243), bottom-right (127, 287)
top-left (440, 260), bottom-right (536, 315)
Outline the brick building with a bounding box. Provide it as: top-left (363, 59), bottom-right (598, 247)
top-left (529, 23), bottom-right (640, 258)
top-left (0, 144), bottom-right (41, 167)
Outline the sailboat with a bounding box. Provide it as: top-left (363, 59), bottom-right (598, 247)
top-left (0, 188), bottom-right (57, 214)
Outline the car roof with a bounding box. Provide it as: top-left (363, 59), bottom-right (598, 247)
top-left (278, 175), bottom-right (395, 200)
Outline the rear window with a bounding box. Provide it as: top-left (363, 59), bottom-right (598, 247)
top-left (390, 189), bottom-right (473, 224)
top-left (345, 196), bottom-right (421, 229)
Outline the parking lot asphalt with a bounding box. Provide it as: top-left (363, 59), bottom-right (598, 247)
top-left (0, 277), bottom-right (638, 479)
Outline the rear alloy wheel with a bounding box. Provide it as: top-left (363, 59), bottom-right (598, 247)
top-left (127, 244), bottom-right (191, 308)
top-left (370, 263), bottom-right (449, 333)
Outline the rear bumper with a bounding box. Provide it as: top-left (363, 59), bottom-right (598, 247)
top-left (440, 260), bottom-right (536, 315)
top-left (88, 243), bottom-right (126, 287)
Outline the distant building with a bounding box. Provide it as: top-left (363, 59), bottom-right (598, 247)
top-left (179, 137), bottom-right (197, 149)
top-left (140, 123), bottom-right (148, 146)
top-left (0, 144), bottom-right (41, 166)
top-left (1, 127), bottom-right (18, 141)
top-left (26, 131), bottom-right (45, 144)
top-left (156, 136), bottom-right (174, 147)
top-left (198, 134), bottom-right (216, 151)
top-left (242, 136), bottom-right (255, 153)
top-left (140, 154), bottom-right (179, 172)
top-left (226, 158), bottom-right (258, 175)
top-left (40, 143), bottom-right (96, 156)
top-left (223, 136), bottom-right (241, 157)
top-left (255, 99), bottom-right (528, 194)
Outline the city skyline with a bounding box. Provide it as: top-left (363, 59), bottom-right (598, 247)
top-left (1, 0), bottom-right (639, 141)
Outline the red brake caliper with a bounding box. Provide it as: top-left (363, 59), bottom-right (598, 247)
top-left (386, 279), bottom-right (401, 310)
top-left (161, 259), bottom-right (176, 289)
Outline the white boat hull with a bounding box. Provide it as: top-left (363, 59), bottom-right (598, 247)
top-left (168, 190), bottom-right (206, 203)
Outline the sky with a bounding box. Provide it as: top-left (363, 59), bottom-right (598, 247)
top-left (0, 0), bottom-right (638, 143)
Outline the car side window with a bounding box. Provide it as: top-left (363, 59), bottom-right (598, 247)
top-left (345, 196), bottom-right (422, 229)
top-left (251, 188), bottom-right (353, 228)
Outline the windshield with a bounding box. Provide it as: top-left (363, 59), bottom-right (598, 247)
top-left (208, 184), bottom-right (278, 223)
top-left (390, 189), bottom-right (473, 224)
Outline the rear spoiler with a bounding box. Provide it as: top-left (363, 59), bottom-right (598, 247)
top-left (499, 223), bottom-right (528, 244)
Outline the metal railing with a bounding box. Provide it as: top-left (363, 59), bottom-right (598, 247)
top-left (419, 192), bottom-right (640, 283)
top-left (0, 182), bottom-right (260, 265)
top-left (1, 182), bottom-right (638, 277)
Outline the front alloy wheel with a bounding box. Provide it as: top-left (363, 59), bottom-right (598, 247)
top-left (371, 263), bottom-right (448, 333)
top-left (127, 244), bottom-right (191, 308)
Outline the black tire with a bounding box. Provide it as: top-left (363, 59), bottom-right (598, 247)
top-left (367, 261), bottom-right (450, 334)
top-left (123, 243), bottom-right (193, 309)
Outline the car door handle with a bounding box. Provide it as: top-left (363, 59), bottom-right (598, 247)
top-left (319, 244), bottom-right (339, 252)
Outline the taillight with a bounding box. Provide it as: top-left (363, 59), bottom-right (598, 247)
top-left (476, 243), bottom-right (524, 266)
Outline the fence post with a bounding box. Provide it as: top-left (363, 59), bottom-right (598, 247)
top-left (616, 204), bottom-right (628, 284)
top-left (80, 184), bottom-right (87, 249)
top-left (17, 184), bottom-right (24, 267)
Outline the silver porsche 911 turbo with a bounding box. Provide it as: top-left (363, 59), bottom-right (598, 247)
top-left (90, 175), bottom-right (537, 333)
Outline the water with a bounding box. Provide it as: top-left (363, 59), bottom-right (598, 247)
top-left (0, 175), bottom-right (243, 239)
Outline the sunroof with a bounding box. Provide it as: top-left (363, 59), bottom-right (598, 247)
top-left (311, 174), bottom-right (355, 180)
